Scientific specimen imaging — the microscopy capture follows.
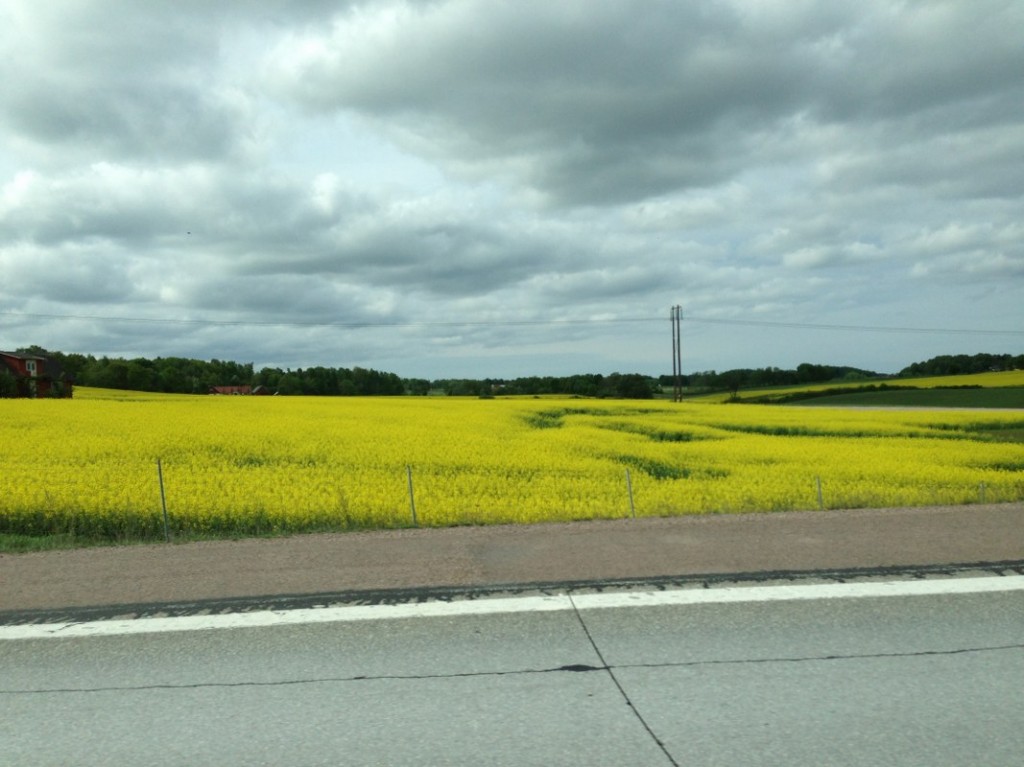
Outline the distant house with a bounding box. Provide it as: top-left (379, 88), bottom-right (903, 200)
top-left (209, 385), bottom-right (253, 395)
top-left (0, 351), bottom-right (74, 398)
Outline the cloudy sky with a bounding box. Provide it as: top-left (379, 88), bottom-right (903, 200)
top-left (1, 0), bottom-right (1022, 379)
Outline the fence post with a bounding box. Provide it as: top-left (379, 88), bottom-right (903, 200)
top-left (979, 481), bottom-right (986, 503)
top-left (625, 469), bottom-right (636, 519)
top-left (407, 465), bottom-right (418, 526)
top-left (815, 476), bottom-right (824, 511)
top-left (157, 458), bottom-right (170, 542)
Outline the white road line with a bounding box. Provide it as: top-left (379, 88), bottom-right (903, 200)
top-left (2, 576), bottom-right (1022, 641)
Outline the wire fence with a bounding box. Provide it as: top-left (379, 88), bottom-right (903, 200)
top-left (2, 458), bottom-right (1020, 542)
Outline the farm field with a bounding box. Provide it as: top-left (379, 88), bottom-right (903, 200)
top-left (693, 370), bottom-right (1024, 405)
top-left (792, 387), bottom-right (1024, 409)
top-left (2, 387), bottom-right (1023, 543)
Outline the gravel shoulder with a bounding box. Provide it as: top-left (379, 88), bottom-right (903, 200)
top-left (2, 503), bottom-right (1022, 613)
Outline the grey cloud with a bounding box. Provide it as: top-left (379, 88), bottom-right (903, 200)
top-left (0, 162), bottom-right (349, 255)
top-left (0, 1), bottom-right (260, 165)
top-left (266, 1), bottom-right (820, 204)
top-left (327, 222), bottom-right (555, 296)
top-left (0, 245), bottom-right (134, 303)
top-left (0, 158), bottom-right (569, 309)
top-left (817, 122), bottom-right (1024, 201)
top-left (2, 82), bottom-right (253, 165)
top-left (528, 264), bottom-right (677, 304)
top-left (229, 191), bottom-right (566, 300)
top-left (263, 0), bottom-right (1024, 212)
top-left (1, 165), bottom-right (202, 246)
top-left (807, 2), bottom-right (1024, 123)
top-left (906, 222), bottom-right (1024, 282)
top-left (172, 273), bottom-right (395, 323)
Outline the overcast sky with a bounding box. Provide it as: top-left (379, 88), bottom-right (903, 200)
top-left (1, 0), bottom-right (1022, 379)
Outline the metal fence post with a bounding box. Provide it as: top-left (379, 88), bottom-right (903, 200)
top-left (407, 465), bottom-right (418, 526)
top-left (625, 469), bottom-right (636, 519)
top-left (157, 458), bottom-right (170, 542)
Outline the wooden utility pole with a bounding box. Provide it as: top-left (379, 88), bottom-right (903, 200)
top-left (671, 305), bottom-right (683, 401)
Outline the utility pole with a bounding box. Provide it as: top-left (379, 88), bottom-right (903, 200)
top-left (671, 305), bottom-right (683, 402)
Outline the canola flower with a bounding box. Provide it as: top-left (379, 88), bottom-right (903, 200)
top-left (1, 389), bottom-right (1022, 539)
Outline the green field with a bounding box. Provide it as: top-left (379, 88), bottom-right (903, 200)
top-left (790, 387), bottom-right (1024, 409)
top-left (692, 370), bottom-right (1024, 408)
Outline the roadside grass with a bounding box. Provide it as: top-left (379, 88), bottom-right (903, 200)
top-left (0, 532), bottom-right (116, 553)
top-left (0, 527), bottom-right (334, 554)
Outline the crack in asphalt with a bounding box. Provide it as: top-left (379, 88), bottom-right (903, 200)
top-left (3, 641), bottom-right (1022, 697)
top-left (567, 593), bottom-right (681, 767)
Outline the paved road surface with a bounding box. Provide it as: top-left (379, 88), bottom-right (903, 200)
top-left (2, 577), bottom-right (1023, 766)
top-left (2, 505), bottom-right (1022, 766)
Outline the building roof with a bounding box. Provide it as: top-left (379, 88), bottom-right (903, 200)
top-left (0, 351), bottom-right (66, 379)
top-left (209, 385), bottom-right (253, 395)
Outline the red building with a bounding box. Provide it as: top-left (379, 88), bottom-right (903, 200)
top-left (209, 385), bottom-right (253, 395)
top-left (0, 352), bottom-right (74, 398)
top-left (209, 385), bottom-right (274, 395)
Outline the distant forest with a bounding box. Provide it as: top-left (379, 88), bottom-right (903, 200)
top-left (896, 353), bottom-right (1024, 378)
top-left (671, 353), bottom-right (1023, 396)
top-left (7, 346), bottom-right (1023, 398)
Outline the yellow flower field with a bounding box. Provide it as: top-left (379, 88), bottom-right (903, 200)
top-left (1, 388), bottom-right (1022, 539)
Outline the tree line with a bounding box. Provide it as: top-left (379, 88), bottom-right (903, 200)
top-left (430, 372), bottom-right (660, 398)
top-left (667, 363), bottom-right (880, 395)
top-left (897, 353), bottom-right (1024, 378)
top-left (12, 347), bottom-right (405, 396)
top-left (9, 347), bottom-right (1020, 398)
top-left (11, 347), bottom-right (663, 398)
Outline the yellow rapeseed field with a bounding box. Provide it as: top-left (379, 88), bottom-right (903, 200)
top-left (2, 388), bottom-right (1022, 539)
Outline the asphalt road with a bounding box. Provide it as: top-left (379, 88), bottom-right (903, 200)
top-left (2, 577), bottom-right (1023, 766)
top-left (2, 505), bottom-right (1022, 766)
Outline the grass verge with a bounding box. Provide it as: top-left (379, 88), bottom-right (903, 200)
top-left (0, 532), bottom-right (116, 553)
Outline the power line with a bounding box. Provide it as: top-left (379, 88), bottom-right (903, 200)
top-left (1, 309), bottom-right (1021, 336)
top-left (685, 316), bottom-right (1024, 337)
